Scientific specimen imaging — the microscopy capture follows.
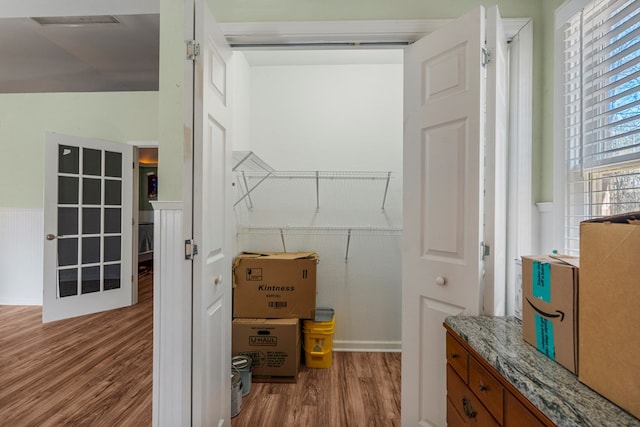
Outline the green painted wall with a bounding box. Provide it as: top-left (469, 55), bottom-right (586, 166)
top-left (540, 0), bottom-right (566, 202)
top-left (0, 92), bottom-right (158, 208)
top-left (158, 0), bottom-right (186, 202)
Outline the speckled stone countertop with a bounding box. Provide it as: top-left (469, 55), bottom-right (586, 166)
top-left (444, 316), bottom-right (640, 427)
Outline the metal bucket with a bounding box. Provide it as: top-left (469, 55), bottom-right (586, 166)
top-left (232, 355), bottom-right (253, 396)
top-left (231, 371), bottom-right (242, 418)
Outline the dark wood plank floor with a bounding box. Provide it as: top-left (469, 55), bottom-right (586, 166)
top-left (232, 352), bottom-right (401, 427)
top-left (0, 272), bottom-right (154, 426)
top-left (0, 271), bottom-right (401, 426)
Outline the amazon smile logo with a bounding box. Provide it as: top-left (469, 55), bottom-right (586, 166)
top-left (526, 298), bottom-right (565, 321)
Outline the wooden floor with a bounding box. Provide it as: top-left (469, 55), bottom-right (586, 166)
top-left (0, 272), bottom-right (401, 426)
top-left (0, 272), bottom-right (154, 426)
top-left (231, 352), bottom-right (401, 427)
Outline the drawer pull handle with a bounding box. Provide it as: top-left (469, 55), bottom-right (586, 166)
top-left (479, 384), bottom-right (488, 392)
top-left (451, 353), bottom-right (459, 359)
top-left (462, 397), bottom-right (477, 419)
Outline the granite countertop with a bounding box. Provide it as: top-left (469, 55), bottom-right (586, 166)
top-left (444, 316), bottom-right (640, 427)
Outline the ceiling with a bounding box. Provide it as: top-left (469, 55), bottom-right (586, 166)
top-left (0, 13), bottom-right (404, 94)
top-left (0, 14), bottom-right (159, 93)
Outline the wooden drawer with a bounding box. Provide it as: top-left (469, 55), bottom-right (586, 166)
top-left (469, 356), bottom-right (504, 423)
top-left (447, 332), bottom-right (469, 380)
top-left (448, 396), bottom-right (468, 427)
top-left (504, 392), bottom-right (546, 427)
top-left (447, 365), bottom-right (499, 427)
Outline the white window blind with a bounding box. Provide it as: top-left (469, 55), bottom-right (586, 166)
top-left (562, 0), bottom-right (640, 254)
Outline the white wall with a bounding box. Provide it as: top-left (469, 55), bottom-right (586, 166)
top-left (231, 53), bottom-right (252, 152)
top-left (233, 53), bottom-right (404, 350)
top-left (248, 63), bottom-right (403, 172)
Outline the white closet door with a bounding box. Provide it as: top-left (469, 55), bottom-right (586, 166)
top-left (402, 6), bottom-right (495, 426)
top-left (191, 0), bottom-right (233, 425)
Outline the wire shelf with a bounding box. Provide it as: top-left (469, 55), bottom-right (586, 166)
top-left (237, 225), bottom-right (402, 236)
top-left (232, 151), bottom-right (394, 209)
top-left (242, 170), bottom-right (392, 180)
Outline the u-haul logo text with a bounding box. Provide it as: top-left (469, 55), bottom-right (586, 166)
top-left (249, 336), bottom-right (277, 346)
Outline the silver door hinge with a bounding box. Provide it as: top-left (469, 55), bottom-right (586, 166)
top-left (187, 40), bottom-right (200, 60)
top-left (481, 47), bottom-right (490, 68)
top-left (185, 239), bottom-right (199, 260)
top-left (481, 242), bottom-right (491, 260)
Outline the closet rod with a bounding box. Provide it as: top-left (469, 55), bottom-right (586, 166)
top-left (237, 225), bottom-right (403, 236)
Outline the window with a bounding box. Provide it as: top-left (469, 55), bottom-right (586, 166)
top-left (559, 0), bottom-right (640, 254)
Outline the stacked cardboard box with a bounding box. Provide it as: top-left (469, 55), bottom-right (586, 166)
top-left (579, 213), bottom-right (640, 419)
top-left (231, 252), bottom-right (318, 383)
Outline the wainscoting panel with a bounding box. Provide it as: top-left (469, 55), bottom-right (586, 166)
top-left (0, 208), bottom-right (43, 305)
top-left (151, 202), bottom-right (190, 427)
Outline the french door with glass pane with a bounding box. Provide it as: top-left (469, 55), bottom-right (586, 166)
top-left (43, 133), bottom-right (133, 323)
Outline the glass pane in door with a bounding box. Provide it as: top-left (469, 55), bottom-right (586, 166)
top-left (83, 148), bottom-right (102, 176)
top-left (81, 266), bottom-right (101, 294)
top-left (104, 264), bottom-right (121, 290)
top-left (83, 178), bottom-right (102, 205)
top-left (59, 268), bottom-right (78, 297)
top-left (56, 142), bottom-right (125, 298)
top-left (58, 145), bottom-right (79, 174)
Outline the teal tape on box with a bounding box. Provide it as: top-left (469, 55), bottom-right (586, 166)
top-left (532, 261), bottom-right (551, 302)
top-left (535, 314), bottom-right (555, 360)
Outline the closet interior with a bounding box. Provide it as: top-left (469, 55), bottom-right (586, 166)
top-left (231, 49), bottom-right (404, 351)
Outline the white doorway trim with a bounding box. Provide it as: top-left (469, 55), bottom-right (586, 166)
top-left (154, 15), bottom-right (535, 426)
top-left (220, 18), bottom-right (531, 47)
top-left (506, 20), bottom-right (535, 317)
top-left (128, 139), bottom-right (158, 305)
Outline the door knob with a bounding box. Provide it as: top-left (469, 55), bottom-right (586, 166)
top-left (435, 276), bottom-right (447, 286)
top-left (214, 275), bottom-right (222, 286)
top-left (45, 234), bottom-right (62, 241)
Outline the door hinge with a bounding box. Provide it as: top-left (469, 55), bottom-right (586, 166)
top-left (481, 242), bottom-right (491, 260)
top-left (481, 47), bottom-right (490, 68)
top-left (185, 239), bottom-right (199, 260)
top-left (187, 40), bottom-right (201, 61)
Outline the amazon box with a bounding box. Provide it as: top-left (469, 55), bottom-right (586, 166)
top-left (232, 318), bottom-right (300, 383)
top-left (579, 212), bottom-right (640, 418)
top-left (232, 252), bottom-right (318, 319)
top-left (522, 255), bottom-right (579, 374)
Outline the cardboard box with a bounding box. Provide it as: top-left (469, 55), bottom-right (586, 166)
top-left (232, 252), bottom-right (318, 319)
top-left (521, 255), bottom-right (579, 374)
top-left (579, 212), bottom-right (640, 419)
top-left (232, 318), bottom-right (300, 383)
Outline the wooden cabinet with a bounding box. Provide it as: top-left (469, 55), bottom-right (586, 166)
top-left (445, 330), bottom-right (554, 427)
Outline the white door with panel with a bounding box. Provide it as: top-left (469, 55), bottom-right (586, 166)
top-left (191, 0), bottom-right (233, 425)
top-left (43, 132), bottom-right (133, 323)
top-left (402, 6), bottom-right (506, 426)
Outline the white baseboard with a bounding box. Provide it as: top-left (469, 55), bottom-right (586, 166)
top-left (333, 340), bottom-right (401, 352)
top-left (0, 297), bottom-right (41, 305)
